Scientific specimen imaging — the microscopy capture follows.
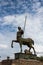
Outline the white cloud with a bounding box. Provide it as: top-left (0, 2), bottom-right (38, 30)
top-left (34, 44), bottom-right (43, 52)
top-left (0, 44), bottom-right (8, 48)
top-left (3, 15), bottom-right (15, 24)
top-left (34, 44), bottom-right (43, 56)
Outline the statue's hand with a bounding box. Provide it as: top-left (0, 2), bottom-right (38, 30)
top-left (11, 44), bottom-right (13, 48)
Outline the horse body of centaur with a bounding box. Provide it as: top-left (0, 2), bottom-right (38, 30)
top-left (11, 37), bottom-right (36, 55)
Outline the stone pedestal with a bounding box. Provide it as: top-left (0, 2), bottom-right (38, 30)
top-left (12, 59), bottom-right (43, 65)
top-left (15, 53), bottom-right (37, 59)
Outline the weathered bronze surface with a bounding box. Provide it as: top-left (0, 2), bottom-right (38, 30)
top-left (11, 27), bottom-right (36, 55)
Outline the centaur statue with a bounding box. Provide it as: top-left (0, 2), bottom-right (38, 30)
top-left (11, 27), bottom-right (36, 55)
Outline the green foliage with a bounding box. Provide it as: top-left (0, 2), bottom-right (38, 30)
top-left (37, 56), bottom-right (43, 62)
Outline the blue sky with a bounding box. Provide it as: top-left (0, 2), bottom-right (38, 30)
top-left (0, 0), bottom-right (43, 60)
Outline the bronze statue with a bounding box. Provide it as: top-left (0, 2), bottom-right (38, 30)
top-left (11, 27), bottom-right (36, 55)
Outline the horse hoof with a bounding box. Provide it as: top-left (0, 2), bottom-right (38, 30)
top-left (12, 46), bottom-right (13, 48)
top-left (11, 45), bottom-right (13, 48)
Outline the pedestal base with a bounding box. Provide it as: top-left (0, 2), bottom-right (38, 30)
top-left (15, 53), bottom-right (37, 59)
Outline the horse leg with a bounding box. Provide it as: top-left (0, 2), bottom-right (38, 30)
top-left (19, 41), bottom-right (22, 53)
top-left (11, 40), bottom-right (14, 48)
top-left (29, 47), bottom-right (31, 52)
top-left (32, 46), bottom-right (36, 55)
top-left (11, 40), bottom-right (17, 48)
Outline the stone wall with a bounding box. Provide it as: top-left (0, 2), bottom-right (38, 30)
top-left (12, 59), bottom-right (43, 65)
top-left (0, 62), bottom-right (2, 65)
top-left (2, 59), bottom-right (12, 65)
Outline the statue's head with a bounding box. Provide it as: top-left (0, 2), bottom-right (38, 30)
top-left (18, 26), bottom-right (21, 30)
